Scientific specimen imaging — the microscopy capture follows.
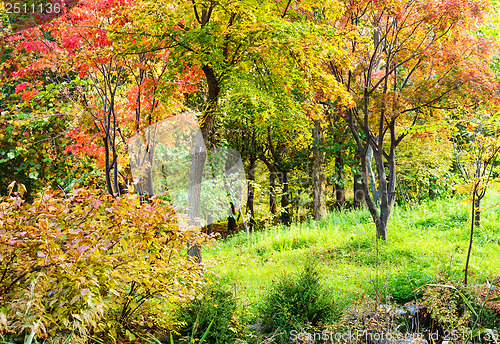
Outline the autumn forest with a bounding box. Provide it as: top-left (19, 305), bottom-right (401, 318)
top-left (1, 0), bottom-right (500, 343)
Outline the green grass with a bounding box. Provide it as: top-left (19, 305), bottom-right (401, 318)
top-left (205, 191), bottom-right (500, 314)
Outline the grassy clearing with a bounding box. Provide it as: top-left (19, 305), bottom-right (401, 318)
top-left (205, 191), bottom-right (500, 316)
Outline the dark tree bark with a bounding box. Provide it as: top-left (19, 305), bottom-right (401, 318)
top-left (88, 65), bottom-right (123, 198)
top-left (353, 172), bottom-right (364, 209)
top-left (227, 202), bottom-right (237, 232)
top-left (428, 177), bottom-right (436, 200)
top-left (186, 64), bottom-right (218, 263)
top-left (269, 169), bottom-right (277, 215)
top-left (333, 153), bottom-right (345, 209)
top-left (246, 157), bottom-right (257, 231)
top-left (280, 170), bottom-right (291, 226)
top-left (259, 126), bottom-right (292, 225)
top-left (474, 197), bottom-right (481, 228)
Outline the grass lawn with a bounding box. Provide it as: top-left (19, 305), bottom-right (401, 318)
top-left (205, 191), bottom-right (500, 316)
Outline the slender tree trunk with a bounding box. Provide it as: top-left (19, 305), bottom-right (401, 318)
top-left (280, 170), bottom-right (291, 225)
top-left (187, 130), bottom-right (206, 262)
top-left (366, 144), bottom-right (380, 206)
top-left (429, 177), bottom-right (436, 200)
top-left (312, 119), bottom-right (327, 220)
top-left (334, 153), bottom-right (345, 210)
top-left (474, 197), bottom-right (481, 227)
top-left (465, 184), bottom-right (479, 286)
top-left (206, 215), bottom-right (213, 235)
top-left (269, 169), bottom-right (277, 215)
top-left (353, 172), bottom-right (364, 209)
top-left (363, 143), bottom-right (397, 241)
top-left (227, 202), bottom-right (237, 232)
top-left (186, 64), bottom-right (219, 263)
top-left (246, 158), bottom-right (256, 231)
top-left (294, 186), bottom-right (302, 221)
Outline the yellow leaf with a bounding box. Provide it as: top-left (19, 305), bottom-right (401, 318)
top-left (39, 219), bottom-right (49, 231)
top-left (18, 183), bottom-right (27, 197)
top-left (7, 181), bottom-right (15, 196)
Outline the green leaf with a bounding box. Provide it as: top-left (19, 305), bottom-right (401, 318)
top-left (126, 330), bottom-right (136, 340)
top-left (471, 328), bottom-right (487, 337)
top-left (29, 171), bottom-right (39, 179)
top-left (199, 318), bottom-right (215, 344)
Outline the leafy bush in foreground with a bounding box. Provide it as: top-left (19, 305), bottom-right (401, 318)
top-left (386, 268), bottom-right (434, 304)
top-left (0, 187), bottom-right (209, 343)
top-left (177, 280), bottom-right (238, 344)
top-left (258, 262), bottom-right (336, 334)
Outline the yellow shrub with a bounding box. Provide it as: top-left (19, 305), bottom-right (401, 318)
top-left (0, 188), bottom-right (209, 342)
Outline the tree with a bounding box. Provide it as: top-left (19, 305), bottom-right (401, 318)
top-left (452, 113), bottom-right (500, 285)
top-left (8, 0), bottom-right (188, 199)
top-left (121, 0), bottom-right (321, 256)
top-left (312, 118), bottom-right (327, 219)
top-left (396, 128), bottom-right (454, 202)
top-left (328, 0), bottom-right (499, 240)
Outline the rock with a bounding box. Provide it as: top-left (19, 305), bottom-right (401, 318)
top-left (245, 323), bottom-right (263, 332)
top-left (405, 304), bottom-right (425, 316)
top-left (377, 304), bottom-right (407, 316)
top-left (471, 283), bottom-right (498, 291)
top-left (404, 304), bottom-right (431, 332)
top-left (406, 339), bottom-right (428, 344)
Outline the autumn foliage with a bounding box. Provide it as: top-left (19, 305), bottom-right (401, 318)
top-left (0, 184), bottom-right (209, 342)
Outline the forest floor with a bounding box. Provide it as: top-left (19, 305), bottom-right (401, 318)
top-left (205, 189), bottom-right (500, 318)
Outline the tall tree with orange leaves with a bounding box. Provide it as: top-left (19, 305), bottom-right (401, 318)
top-left (327, 0), bottom-right (500, 240)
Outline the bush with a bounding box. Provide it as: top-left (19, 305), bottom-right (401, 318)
top-left (468, 284), bottom-right (500, 330)
top-left (176, 280), bottom-right (237, 344)
top-left (386, 268), bottom-right (434, 304)
top-left (421, 282), bottom-right (471, 333)
top-left (0, 187), bottom-right (209, 343)
top-left (258, 262), bottom-right (336, 334)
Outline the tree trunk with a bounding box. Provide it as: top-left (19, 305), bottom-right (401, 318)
top-left (280, 170), bottom-right (291, 226)
top-left (333, 153), bottom-right (345, 210)
top-left (294, 187), bottom-right (302, 221)
top-left (429, 177), bottom-right (436, 200)
top-left (353, 172), bottom-right (364, 209)
top-left (246, 158), bottom-right (256, 231)
top-left (361, 143), bottom-right (397, 241)
top-left (465, 184), bottom-right (479, 286)
top-left (474, 196), bottom-right (481, 227)
top-left (186, 130), bottom-right (206, 262)
top-left (206, 216), bottom-right (213, 235)
top-left (186, 64), bottom-right (219, 263)
top-left (366, 144), bottom-right (380, 206)
top-left (312, 119), bottom-right (327, 220)
top-left (227, 202), bottom-right (237, 232)
top-left (269, 169), bottom-right (277, 215)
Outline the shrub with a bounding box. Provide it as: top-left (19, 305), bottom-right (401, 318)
top-left (468, 284), bottom-right (500, 330)
top-left (0, 187), bottom-right (209, 343)
top-left (386, 268), bottom-right (434, 304)
top-left (176, 280), bottom-right (238, 344)
top-left (421, 282), bottom-right (471, 333)
top-left (258, 262), bottom-right (336, 334)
